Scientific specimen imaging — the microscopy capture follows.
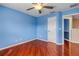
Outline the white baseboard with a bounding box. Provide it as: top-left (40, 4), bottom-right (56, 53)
top-left (0, 38), bottom-right (63, 51)
top-left (0, 38), bottom-right (49, 51)
top-left (0, 39), bottom-right (36, 51)
top-left (70, 41), bottom-right (79, 44)
top-left (35, 38), bottom-right (48, 42)
top-left (36, 38), bottom-right (63, 45)
top-left (56, 43), bottom-right (64, 45)
top-left (65, 39), bottom-right (69, 41)
top-left (65, 39), bottom-right (79, 44)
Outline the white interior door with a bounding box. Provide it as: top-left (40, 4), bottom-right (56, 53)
top-left (48, 17), bottom-right (57, 43)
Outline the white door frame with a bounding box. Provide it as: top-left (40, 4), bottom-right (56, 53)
top-left (63, 16), bottom-right (72, 41)
top-left (48, 16), bottom-right (57, 43)
top-left (62, 13), bottom-right (79, 55)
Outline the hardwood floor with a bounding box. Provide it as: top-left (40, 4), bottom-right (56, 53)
top-left (70, 42), bottom-right (79, 56)
top-left (64, 40), bottom-right (79, 56)
top-left (64, 40), bottom-right (70, 56)
top-left (1, 39), bottom-right (79, 56)
top-left (0, 40), bottom-right (62, 56)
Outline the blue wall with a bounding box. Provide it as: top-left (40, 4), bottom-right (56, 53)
top-left (0, 6), bottom-right (36, 48)
top-left (0, 5), bottom-right (79, 48)
top-left (56, 12), bottom-right (63, 44)
top-left (36, 13), bottom-right (57, 40)
top-left (36, 16), bottom-right (48, 40)
top-left (36, 12), bottom-right (63, 44)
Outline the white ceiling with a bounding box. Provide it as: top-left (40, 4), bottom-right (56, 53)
top-left (0, 3), bottom-right (77, 17)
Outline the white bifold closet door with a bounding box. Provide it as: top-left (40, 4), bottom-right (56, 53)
top-left (48, 17), bottom-right (57, 43)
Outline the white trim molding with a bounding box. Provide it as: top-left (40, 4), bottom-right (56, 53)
top-left (0, 39), bottom-right (36, 51)
top-left (0, 38), bottom-right (63, 51)
top-left (0, 38), bottom-right (49, 51)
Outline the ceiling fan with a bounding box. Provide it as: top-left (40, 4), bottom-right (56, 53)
top-left (26, 3), bottom-right (54, 14)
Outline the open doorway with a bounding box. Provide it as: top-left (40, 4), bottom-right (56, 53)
top-left (63, 14), bottom-right (79, 56)
top-left (63, 16), bottom-right (71, 56)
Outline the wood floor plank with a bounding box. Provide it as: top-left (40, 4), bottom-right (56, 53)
top-left (64, 40), bottom-right (79, 56)
top-left (0, 40), bottom-right (61, 56)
